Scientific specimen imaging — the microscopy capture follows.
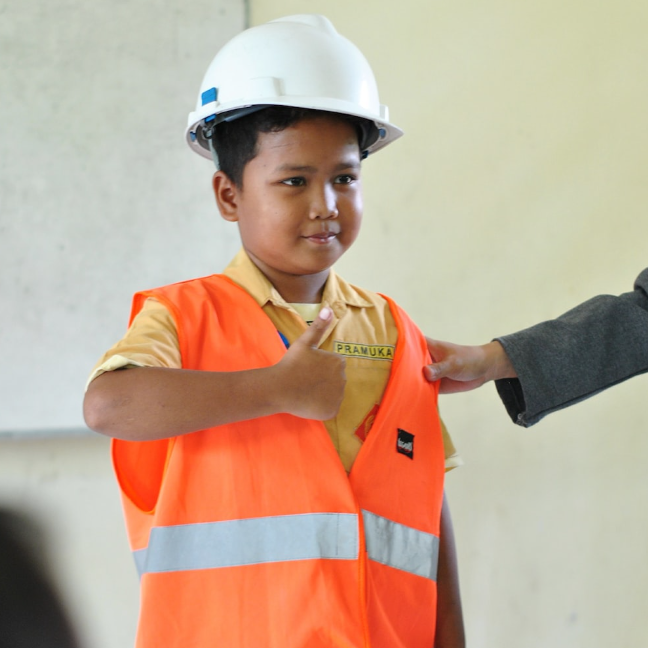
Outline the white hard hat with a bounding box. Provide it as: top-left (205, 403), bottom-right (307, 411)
top-left (186, 14), bottom-right (403, 162)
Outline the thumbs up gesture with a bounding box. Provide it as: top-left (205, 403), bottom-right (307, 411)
top-left (274, 307), bottom-right (346, 420)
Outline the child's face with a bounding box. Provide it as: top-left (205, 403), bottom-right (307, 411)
top-left (214, 115), bottom-right (363, 296)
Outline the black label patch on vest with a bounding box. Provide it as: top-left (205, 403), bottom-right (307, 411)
top-left (396, 429), bottom-right (414, 459)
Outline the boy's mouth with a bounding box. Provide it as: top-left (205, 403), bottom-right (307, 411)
top-left (303, 230), bottom-right (339, 244)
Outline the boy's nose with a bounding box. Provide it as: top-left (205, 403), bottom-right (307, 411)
top-left (309, 185), bottom-right (338, 220)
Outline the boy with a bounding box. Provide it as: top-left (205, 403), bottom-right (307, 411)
top-left (84, 15), bottom-right (464, 648)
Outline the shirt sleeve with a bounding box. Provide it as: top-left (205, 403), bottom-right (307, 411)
top-left (494, 267), bottom-right (648, 427)
top-left (85, 298), bottom-right (181, 389)
top-left (440, 415), bottom-right (462, 472)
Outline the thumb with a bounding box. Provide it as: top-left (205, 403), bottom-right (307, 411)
top-left (423, 361), bottom-right (448, 383)
top-left (294, 306), bottom-right (333, 348)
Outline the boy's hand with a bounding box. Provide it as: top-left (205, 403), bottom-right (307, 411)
top-left (274, 307), bottom-right (346, 420)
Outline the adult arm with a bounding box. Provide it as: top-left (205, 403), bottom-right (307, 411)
top-left (83, 308), bottom-right (346, 440)
top-left (495, 268), bottom-right (648, 426)
top-left (434, 492), bottom-right (465, 648)
top-left (425, 268), bottom-right (648, 427)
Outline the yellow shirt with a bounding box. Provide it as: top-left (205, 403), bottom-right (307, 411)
top-left (89, 249), bottom-right (461, 473)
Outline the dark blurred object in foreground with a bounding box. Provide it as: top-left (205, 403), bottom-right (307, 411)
top-left (0, 509), bottom-right (81, 648)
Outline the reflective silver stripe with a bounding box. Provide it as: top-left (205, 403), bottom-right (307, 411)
top-left (362, 510), bottom-right (439, 581)
top-left (140, 513), bottom-right (359, 574)
top-left (133, 548), bottom-right (147, 579)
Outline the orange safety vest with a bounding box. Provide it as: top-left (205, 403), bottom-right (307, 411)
top-left (113, 275), bottom-right (445, 648)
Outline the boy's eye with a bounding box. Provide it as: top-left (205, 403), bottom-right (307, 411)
top-left (335, 174), bottom-right (356, 185)
top-left (281, 177), bottom-right (306, 187)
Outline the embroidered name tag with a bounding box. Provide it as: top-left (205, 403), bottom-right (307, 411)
top-left (333, 341), bottom-right (395, 361)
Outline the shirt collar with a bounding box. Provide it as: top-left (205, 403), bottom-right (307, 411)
top-left (222, 248), bottom-right (374, 311)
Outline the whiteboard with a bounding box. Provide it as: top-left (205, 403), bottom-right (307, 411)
top-left (0, 0), bottom-right (246, 434)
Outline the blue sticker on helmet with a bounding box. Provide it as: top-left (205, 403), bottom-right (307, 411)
top-left (201, 87), bottom-right (218, 106)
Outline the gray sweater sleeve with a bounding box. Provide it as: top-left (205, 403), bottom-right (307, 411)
top-left (494, 268), bottom-right (648, 427)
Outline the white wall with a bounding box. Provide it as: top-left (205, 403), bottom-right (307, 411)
top-left (1, 0), bottom-right (245, 432)
top-left (2, 1), bottom-right (648, 647)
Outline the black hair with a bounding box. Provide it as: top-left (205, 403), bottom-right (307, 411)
top-left (210, 106), bottom-right (378, 187)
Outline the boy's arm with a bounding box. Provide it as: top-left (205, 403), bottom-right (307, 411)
top-left (83, 308), bottom-right (345, 441)
top-left (434, 491), bottom-right (465, 648)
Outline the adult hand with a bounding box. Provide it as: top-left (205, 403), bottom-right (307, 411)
top-left (423, 339), bottom-right (517, 394)
top-left (275, 307), bottom-right (346, 420)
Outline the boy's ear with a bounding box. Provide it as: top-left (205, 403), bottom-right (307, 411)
top-left (212, 171), bottom-right (240, 222)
